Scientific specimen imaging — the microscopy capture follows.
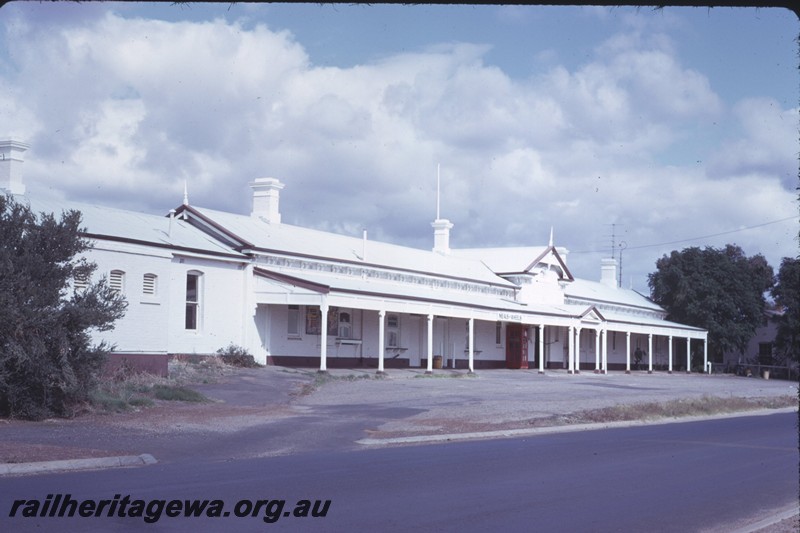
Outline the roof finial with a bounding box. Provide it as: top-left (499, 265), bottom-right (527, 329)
top-left (183, 180), bottom-right (189, 206)
top-left (549, 226), bottom-right (554, 247)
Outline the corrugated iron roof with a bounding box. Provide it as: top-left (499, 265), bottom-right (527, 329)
top-left (564, 278), bottom-right (663, 312)
top-left (16, 195), bottom-right (245, 258)
top-left (187, 205), bottom-right (516, 287)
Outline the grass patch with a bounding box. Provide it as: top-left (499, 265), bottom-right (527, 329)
top-left (293, 371), bottom-right (382, 397)
top-left (90, 358), bottom-right (221, 413)
top-left (414, 371), bottom-right (475, 379)
top-left (89, 389), bottom-right (137, 413)
top-left (151, 385), bottom-right (207, 402)
top-left (566, 395), bottom-right (797, 425)
top-left (128, 397), bottom-right (155, 408)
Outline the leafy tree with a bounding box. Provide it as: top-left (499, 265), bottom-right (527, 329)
top-left (0, 195), bottom-right (127, 419)
top-left (648, 245), bottom-right (774, 366)
top-left (771, 257), bottom-right (800, 364)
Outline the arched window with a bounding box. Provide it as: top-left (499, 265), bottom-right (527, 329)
top-left (387, 314), bottom-right (400, 347)
top-left (338, 311), bottom-right (352, 339)
top-left (185, 270), bottom-right (202, 330)
top-left (142, 273), bottom-right (157, 296)
top-left (73, 273), bottom-right (90, 292)
top-left (110, 270), bottom-right (125, 294)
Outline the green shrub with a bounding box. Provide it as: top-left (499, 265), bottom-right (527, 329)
top-left (215, 343), bottom-right (259, 368)
top-left (0, 196), bottom-right (127, 419)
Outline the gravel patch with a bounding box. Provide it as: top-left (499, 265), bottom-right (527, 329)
top-left (300, 369), bottom-right (798, 438)
top-left (1, 367), bottom-right (796, 464)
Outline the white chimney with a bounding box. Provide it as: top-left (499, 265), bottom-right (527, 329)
top-left (0, 140), bottom-right (30, 195)
top-left (249, 177), bottom-right (284, 223)
top-left (431, 218), bottom-right (453, 255)
top-left (600, 258), bottom-right (618, 289)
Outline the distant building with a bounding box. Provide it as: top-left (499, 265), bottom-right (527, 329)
top-left (722, 307), bottom-right (784, 369)
top-left (2, 140), bottom-right (708, 375)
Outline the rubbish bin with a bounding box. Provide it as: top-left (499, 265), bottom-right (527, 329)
top-left (433, 355), bottom-right (443, 369)
top-left (763, 369), bottom-right (770, 380)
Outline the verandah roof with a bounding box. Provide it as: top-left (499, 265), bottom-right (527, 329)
top-left (253, 267), bottom-right (706, 338)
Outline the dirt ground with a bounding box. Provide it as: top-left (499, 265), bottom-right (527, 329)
top-left (2, 366), bottom-right (797, 532)
top-left (2, 365), bottom-right (797, 465)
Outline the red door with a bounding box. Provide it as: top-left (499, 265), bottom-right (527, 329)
top-left (505, 324), bottom-right (529, 369)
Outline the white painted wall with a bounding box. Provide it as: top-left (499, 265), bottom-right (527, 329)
top-left (361, 311), bottom-right (379, 358)
top-left (79, 240), bottom-right (251, 359)
top-left (82, 236), bottom-right (700, 371)
top-left (261, 304), bottom-right (512, 367)
top-left (473, 320), bottom-right (505, 362)
top-left (516, 269), bottom-right (564, 306)
top-left (545, 326), bottom-right (566, 368)
top-left (406, 315), bottom-right (422, 367)
top-left (85, 243), bottom-right (172, 354)
top-left (167, 256), bottom-right (247, 355)
top-left (268, 304), bottom-right (321, 357)
top-left (251, 304), bottom-right (271, 364)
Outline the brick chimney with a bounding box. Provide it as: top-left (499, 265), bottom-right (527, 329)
top-left (249, 177), bottom-right (284, 223)
top-left (600, 258), bottom-right (618, 289)
top-left (0, 140), bottom-right (30, 195)
top-left (431, 218), bottom-right (453, 255)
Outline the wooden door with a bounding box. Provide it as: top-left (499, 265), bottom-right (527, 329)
top-left (506, 324), bottom-right (528, 369)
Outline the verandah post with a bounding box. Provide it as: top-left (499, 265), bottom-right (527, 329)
top-left (377, 309), bottom-right (386, 374)
top-left (319, 298), bottom-right (329, 373)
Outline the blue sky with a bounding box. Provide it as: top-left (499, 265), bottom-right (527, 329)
top-left (1, 3), bottom-right (797, 291)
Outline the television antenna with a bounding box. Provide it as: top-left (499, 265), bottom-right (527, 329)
top-left (605, 223), bottom-right (624, 260)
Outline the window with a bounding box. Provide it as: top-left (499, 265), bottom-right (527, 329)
top-left (304, 306), bottom-right (320, 334)
top-left (287, 305), bottom-right (300, 336)
top-left (142, 273), bottom-right (157, 296)
top-left (109, 270), bottom-right (125, 294)
top-left (495, 322), bottom-right (502, 345)
top-left (338, 311), bottom-right (352, 339)
top-left (73, 272), bottom-right (90, 292)
top-left (185, 271), bottom-right (202, 330)
top-left (387, 314), bottom-right (399, 347)
top-left (758, 342), bottom-right (773, 364)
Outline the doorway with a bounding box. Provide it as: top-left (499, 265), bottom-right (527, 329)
top-left (505, 324), bottom-right (528, 369)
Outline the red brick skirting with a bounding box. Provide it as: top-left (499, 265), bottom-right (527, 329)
top-left (103, 353), bottom-right (169, 378)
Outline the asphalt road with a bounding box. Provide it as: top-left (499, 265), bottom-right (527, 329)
top-left (2, 411), bottom-right (797, 532)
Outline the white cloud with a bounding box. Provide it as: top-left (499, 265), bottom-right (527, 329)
top-left (1, 7), bottom-right (795, 291)
top-left (706, 98), bottom-right (797, 189)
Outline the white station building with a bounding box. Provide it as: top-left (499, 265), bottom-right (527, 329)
top-left (2, 140), bottom-right (708, 375)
